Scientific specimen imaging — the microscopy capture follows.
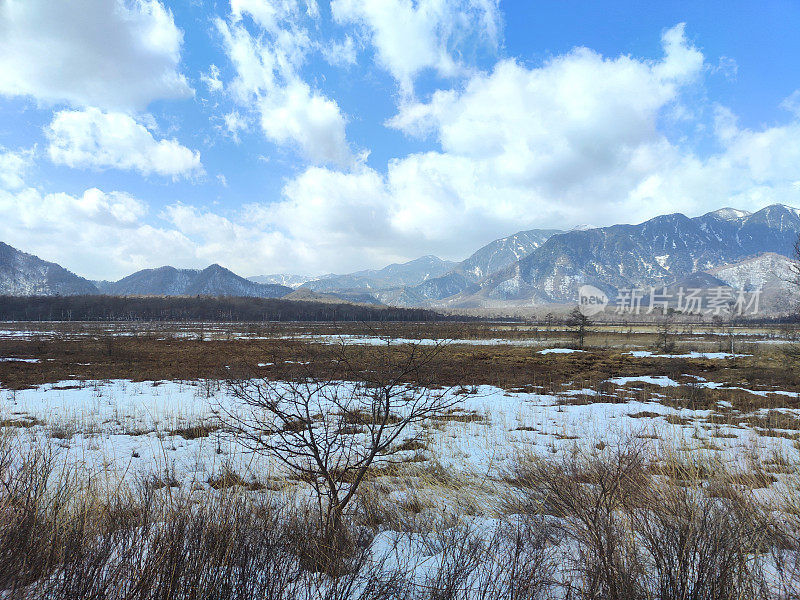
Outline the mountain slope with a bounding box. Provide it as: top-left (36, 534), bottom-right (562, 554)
top-left (106, 264), bottom-right (292, 298)
top-left (0, 242), bottom-right (98, 296)
top-left (706, 252), bottom-right (798, 314)
top-left (399, 228), bottom-right (563, 303)
top-left (707, 252), bottom-right (796, 292)
top-left (458, 205), bottom-right (800, 306)
top-left (303, 255), bottom-right (456, 293)
top-left (283, 287), bottom-right (383, 305)
top-left (248, 274), bottom-right (318, 288)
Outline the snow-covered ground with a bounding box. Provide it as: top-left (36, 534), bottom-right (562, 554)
top-left (626, 350), bottom-right (747, 359)
top-left (3, 376), bottom-right (797, 493)
top-left (4, 372), bottom-right (800, 596)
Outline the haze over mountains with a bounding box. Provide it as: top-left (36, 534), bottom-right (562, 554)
top-left (302, 256), bottom-right (457, 293)
top-left (1, 204), bottom-right (798, 313)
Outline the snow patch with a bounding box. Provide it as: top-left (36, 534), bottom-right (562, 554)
top-left (627, 351), bottom-right (746, 359)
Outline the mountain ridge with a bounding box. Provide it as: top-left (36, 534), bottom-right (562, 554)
top-left (0, 242), bottom-right (98, 296)
top-left (448, 204), bottom-right (800, 308)
top-left (101, 264), bottom-right (292, 298)
top-left (1, 204), bottom-right (798, 311)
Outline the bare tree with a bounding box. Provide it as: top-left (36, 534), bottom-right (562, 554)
top-left (220, 337), bottom-right (458, 554)
top-left (655, 312), bottom-right (676, 353)
top-left (565, 306), bottom-right (591, 350)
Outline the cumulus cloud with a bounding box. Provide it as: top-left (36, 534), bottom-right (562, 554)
top-left (0, 148), bottom-right (34, 190)
top-left (0, 183), bottom-right (200, 280)
top-left (45, 108), bottom-right (203, 178)
top-left (0, 147), bottom-right (319, 279)
top-left (162, 204), bottom-right (298, 271)
top-left (0, 144), bottom-right (199, 280)
top-left (0, 0), bottom-right (192, 111)
top-left (331, 0), bottom-right (501, 96)
top-left (372, 23), bottom-right (705, 233)
top-left (253, 23), bottom-right (709, 264)
top-left (4, 22), bottom-right (800, 280)
top-left (241, 23), bottom-right (800, 271)
top-left (216, 0), bottom-right (354, 166)
top-left (0, 174), bottom-right (296, 280)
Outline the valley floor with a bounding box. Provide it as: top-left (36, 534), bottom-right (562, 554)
top-left (2, 320), bottom-right (800, 597)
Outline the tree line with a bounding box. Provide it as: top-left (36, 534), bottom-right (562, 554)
top-left (0, 295), bottom-right (470, 322)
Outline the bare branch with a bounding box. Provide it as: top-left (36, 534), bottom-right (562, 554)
top-left (219, 332), bottom-right (459, 540)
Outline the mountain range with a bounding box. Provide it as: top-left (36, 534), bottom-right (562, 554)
top-left (0, 248), bottom-right (293, 299)
top-left (94, 265), bottom-right (292, 298)
top-left (1, 204), bottom-right (798, 313)
top-left (309, 255), bottom-right (456, 291)
top-left (459, 204), bottom-right (800, 307)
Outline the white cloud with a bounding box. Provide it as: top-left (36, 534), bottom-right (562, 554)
top-left (201, 65), bottom-right (224, 93)
top-left (331, 0), bottom-right (501, 95)
top-left (373, 24), bottom-right (705, 235)
top-left (321, 36), bottom-right (358, 67)
top-left (255, 80), bottom-right (352, 166)
top-left (45, 108), bottom-right (203, 178)
top-left (782, 90), bottom-right (800, 117)
top-left (4, 22), bottom-right (800, 281)
top-left (0, 0), bottom-right (192, 111)
top-left (0, 149), bottom-right (323, 279)
top-left (0, 148), bottom-right (34, 190)
top-left (222, 111), bottom-right (249, 142)
top-left (240, 23), bottom-right (800, 271)
top-left (0, 184), bottom-right (200, 280)
top-left (162, 204), bottom-right (295, 270)
top-left (217, 0), bottom-right (354, 166)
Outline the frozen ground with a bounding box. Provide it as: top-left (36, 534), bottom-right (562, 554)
top-left (3, 362), bottom-right (800, 597)
top-left (3, 375), bottom-right (797, 494)
top-left (626, 350), bottom-right (748, 359)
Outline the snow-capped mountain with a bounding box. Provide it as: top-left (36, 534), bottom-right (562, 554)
top-left (0, 242), bottom-right (98, 296)
top-left (451, 229), bottom-right (563, 282)
top-left (706, 252), bottom-right (798, 314)
top-left (1, 203), bottom-right (798, 311)
top-left (301, 255), bottom-right (457, 293)
top-left (457, 204), bottom-right (800, 306)
top-left (247, 274), bottom-right (319, 288)
top-left (102, 265), bottom-right (292, 298)
top-left (391, 229), bottom-right (563, 304)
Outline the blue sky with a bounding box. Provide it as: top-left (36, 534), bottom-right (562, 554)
top-left (0, 0), bottom-right (799, 280)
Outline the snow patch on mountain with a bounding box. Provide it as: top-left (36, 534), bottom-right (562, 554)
top-left (707, 252), bottom-right (795, 291)
top-left (248, 274), bottom-right (318, 288)
top-left (710, 208), bottom-right (752, 221)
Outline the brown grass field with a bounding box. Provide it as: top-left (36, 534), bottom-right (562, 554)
top-left (0, 320), bottom-right (797, 407)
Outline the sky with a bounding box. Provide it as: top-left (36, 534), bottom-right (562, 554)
top-left (0, 0), bottom-right (799, 281)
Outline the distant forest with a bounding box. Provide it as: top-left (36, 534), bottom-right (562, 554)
top-left (0, 295), bottom-right (466, 322)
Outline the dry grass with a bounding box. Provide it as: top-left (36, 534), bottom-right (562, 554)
top-left (3, 423), bottom-right (800, 598)
top-left (2, 320), bottom-right (800, 596)
top-left (169, 423), bottom-right (220, 439)
top-left (1, 322), bottom-right (797, 409)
